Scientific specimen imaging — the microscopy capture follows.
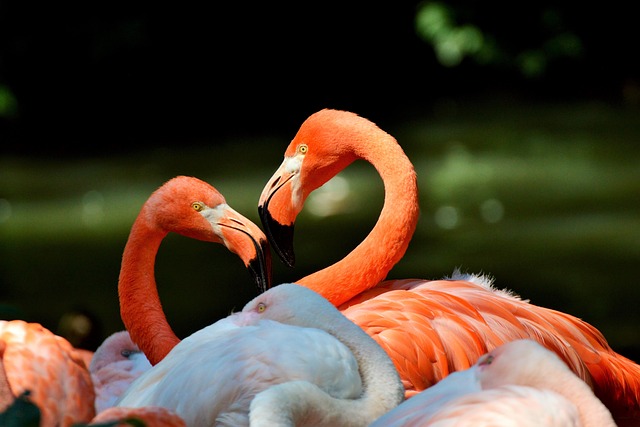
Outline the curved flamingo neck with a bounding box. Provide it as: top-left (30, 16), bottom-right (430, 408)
top-left (297, 129), bottom-right (419, 307)
top-left (118, 213), bottom-right (179, 366)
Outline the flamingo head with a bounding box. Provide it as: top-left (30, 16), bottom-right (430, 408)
top-left (475, 339), bottom-right (570, 390)
top-left (149, 175), bottom-right (272, 292)
top-left (258, 109), bottom-right (361, 267)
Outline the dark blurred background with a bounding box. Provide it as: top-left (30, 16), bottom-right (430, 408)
top-left (1, 2), bottom-right (639, 359)
top-left (1, 1), bottom-right (637, 155)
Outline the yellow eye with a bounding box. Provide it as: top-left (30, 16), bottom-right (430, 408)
top-left (297, 144), bottom-right (308, 154)
top-left (257, 302), bottom-right (266, 313)
top-left (191, 202), bottom-right (205, 212)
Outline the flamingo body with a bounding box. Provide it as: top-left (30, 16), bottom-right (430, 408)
top-left (370, 339), bottom-right (615, 427)
top-left (117, 283), bottom-right (404, 427)
top-left (89, 330), bottom-right (151, 414)
top-left (258, 108), bottom-right (640, 424)
top-left (118, 317), bottom-right (361, 425)
top-left (0, 319), bottom-right (96, 426)
top-left (339, 273), bottom-right (602, 395)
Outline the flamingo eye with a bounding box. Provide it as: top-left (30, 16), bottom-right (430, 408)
top-left (297, 144), bottom-right (308, 154)
top-left (480, 354), bottom-right (494, 366)
top-left (257, 302), bottom-right (267, 313)
top-left (121, 349), bottom-right (133, 358)
top-left (191, 202), bottom-right (205, 212)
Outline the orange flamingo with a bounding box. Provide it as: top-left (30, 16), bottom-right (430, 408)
top-left (258, 108), bottom-right (640, 425)
top-left (1, 175), bottom-right (267, 426)
top-left (118, 175), bottom-right (271, 366)
top-left (0, 319), bottom-right (96, 426)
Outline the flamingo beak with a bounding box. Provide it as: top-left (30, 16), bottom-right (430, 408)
top-left (258, 203), bottom-right (295, 268)
top-left (216, 206), bottom-right (273, 293)
top-left (258, 164), bottom-right (298, 268)
top-left (247, 236), bottom-right (272, 294)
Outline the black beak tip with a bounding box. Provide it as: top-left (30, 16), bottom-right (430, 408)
top-left (248, 243), bottom-right (272, 294)
top-left (258, 204), bottom-right (296, 268)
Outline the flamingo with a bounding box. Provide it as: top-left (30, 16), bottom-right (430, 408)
top-left (116, 283), bottom-right (405, 426)
top-left (0, 319), bottom-right (96, 426)
top-left (257, 108), bottom-right (640, 425)
top-left (118, 175), bottom-right (271, 366)
top-left (370, 339), bottom-right (616, 427)
top-left (89, 330), bottom-right (151, 414)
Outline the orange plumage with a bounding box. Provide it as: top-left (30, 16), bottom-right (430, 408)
top-left (0, 319), bottom-right (96, 426)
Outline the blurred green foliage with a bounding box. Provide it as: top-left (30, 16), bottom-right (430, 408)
top-left (0, 84), bottom-right (18, 118)
top-left (415, 2), bottom-right (584, 76)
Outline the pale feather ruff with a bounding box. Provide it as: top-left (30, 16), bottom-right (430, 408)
top-left (446, 268), bottom-right (527, 301)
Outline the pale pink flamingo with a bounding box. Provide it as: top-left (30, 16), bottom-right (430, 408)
top-left (370, 339), bottom-right (615, 427)
top-left (89, 330), bottom-right (151, 414)
top-left (118, 175), bottom-right (271, 366)
top-left (257, 108), bottom-right (640, 425)
top-left (0, 319), bottom-right (96, 426)
top-left (116, 283), bottom-right (404, 426)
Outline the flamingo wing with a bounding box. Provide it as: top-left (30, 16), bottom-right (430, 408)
top-left (0, 320), bottom-right (95, 426)
top-left (340, 276), bottom-right (633, 398)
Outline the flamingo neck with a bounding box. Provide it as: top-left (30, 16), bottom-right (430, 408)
top-left (118, 214), bottom-right (179, 365)
top-left (297, 132), bottom-right (419, 306)
top-left (249, 304), bottom-right (404, 426)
